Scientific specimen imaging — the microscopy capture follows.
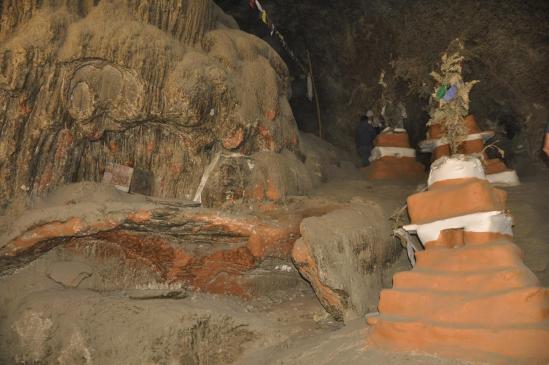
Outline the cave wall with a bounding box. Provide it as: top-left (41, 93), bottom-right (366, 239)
top-left (220, 0), bottom-right (549, 163)
top-left (0, 0), bottom-right (308, 214)
top-left (1, 0), bottom-right (547, 214)
top-left (393, 0), bottom-right (549, 164)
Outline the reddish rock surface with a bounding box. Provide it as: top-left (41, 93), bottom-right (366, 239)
top-left (407, 178), bottom-right (507, 224)
top-left (70, 230), bottom-right (258, 297)
top-left (0, 0), bottom-right (309, 211)
top-left (366, 131), bottom-right (424, 181)
top-left (485, 158), bottom-right (509, 175)
top-left (374, 133), bottom-right (410, 148)
top-left (432, 138), bottom-right (485, 160)
top-left (428, 115), bottom-right (481, 139)
top-left (0, 205), bottom-right (306, 297)
top-left (367, 156), bottom-right (424, 180)
top-left (292, 238), bottom-right (344, 314)
top-left (0, 192), bottom-right (348, 298)
top-left (428, 115), bottom-right (485, 161)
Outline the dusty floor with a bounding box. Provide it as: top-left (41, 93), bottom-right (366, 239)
top-left (505, 168), bottom-right (549, 286)
top-left (0, 169), bottom-right (547, 364)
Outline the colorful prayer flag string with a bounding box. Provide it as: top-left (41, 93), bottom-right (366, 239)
top-left (249, 0), bottom-right (307, 74)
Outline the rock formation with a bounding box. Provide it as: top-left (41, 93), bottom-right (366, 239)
top-left (224, 0), bottom-right (549, 161)
top-left (0, 0), bottom-right (312, 214)
top-left (0, 182), bottom-right (317, 297)
top-left (292, 201), bottom-right (401, 321)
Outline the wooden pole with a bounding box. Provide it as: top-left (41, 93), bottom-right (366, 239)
top-left (307, 50), bottom-right (323, 139)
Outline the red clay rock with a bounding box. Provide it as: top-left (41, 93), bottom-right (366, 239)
top-left (0, 205), bottom-right (304, 297)
top-left (392, 265), bottom-right (540, 293)
top-left (292, 238), bottom-right (344, 314)
top-left (407, 178), bottom-right (507, 224)
top-left (423, 228), bottom-right (513, 247)
top-left (0, 193), bottom-right (349, 299)
top-left (428, 115), bottom-right (481, 139)
top-left (368, 317), bottom-right (549, 364)
top-left (0, 0), bottom-right (310, 210)
top-left (242, 151), bottom-right (314, 203)
top-left (222, 127), bottom-right (245, 150)
top-left (66, 230), bottom-right (257, 297)
top-left (2, 216), bottom-right (125, 257)
top-left (414, 242), bottom-right (524, 271)
top-left (374, 133), bottom-right (410, 148)
top-left (379, 286), bottom-right (548, 326)
top-left (367, 156), bottom-right (424, 180)
top-left (186, 211), bottom-right (300, 259)
top-left (432, 138), bottom-right (485, 160)
top-left (485, 158), bottom-right (509, 174)
top-left (127, 210), bottom-right (153, 223)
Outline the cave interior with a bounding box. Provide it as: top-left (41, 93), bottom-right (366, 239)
top-left (0, 1), bottom-right (548, 364)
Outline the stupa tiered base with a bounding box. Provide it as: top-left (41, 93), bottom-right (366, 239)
top-left (367, 155), bottom-right (548, 364)
top-left (485, 158), bottom-right (520, 187)
top-left (419, 115), bottom-right (520, 186)
top-left (367, 129), bottom-right (424, 180)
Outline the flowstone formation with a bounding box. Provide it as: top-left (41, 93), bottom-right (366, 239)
top-left (0, 0), bottom-right (310, 213)
top-left (367, 156), bottom-right (549, 363)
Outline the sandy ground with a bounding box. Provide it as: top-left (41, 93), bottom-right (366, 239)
top-left (505, 168), bottom-right (549, 285)
top-left (0, 170), bottom-right (547, 364)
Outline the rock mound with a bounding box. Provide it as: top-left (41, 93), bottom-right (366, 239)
top-left (292, 201), bottom-right (400, 321)
top-left (0, 0), bottom-right (309, 212)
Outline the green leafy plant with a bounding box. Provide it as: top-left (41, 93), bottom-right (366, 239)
top-left (428, 39), bottom-right (479, 154)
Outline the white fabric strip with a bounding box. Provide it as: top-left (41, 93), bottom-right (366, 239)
top-left (427, 155), bottom-right (486, 186)
top-left (403, 210), bottom-right (513, 245)
top-left (419, 131), bottom-right (494, 152)
top-left (487, 170), bottom-right (520, 187)
top-left (369, 146), bottom-right (416, 162)
top-left (193, 151), bottom-right (222, 204)
top-left (254, 0), bottom-right (264, 12)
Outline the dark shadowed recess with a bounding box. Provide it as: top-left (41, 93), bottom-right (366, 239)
top-left (217, 0), bottom-right (549, 167)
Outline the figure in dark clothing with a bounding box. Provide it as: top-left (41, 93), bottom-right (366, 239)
top-left (356, 112), bottom-right (378, 166)
top-left (544, 122), bottom-right (549, 158)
